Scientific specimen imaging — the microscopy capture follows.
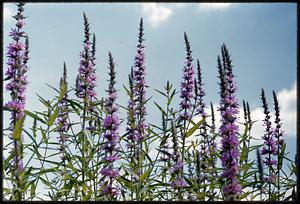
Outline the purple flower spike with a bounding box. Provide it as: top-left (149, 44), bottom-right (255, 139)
top-left (133, 18), bottom-right (148, 143)
top-left (170, 120), bottom-right (186, 191)
top-left (103, 184), bottom-right (121, 197)
top-left (272, 90), bottom-right (285, 199)
top-left (126, 67), bottom-right (138, 149)
top-left (179, 32), bottom-right (195, 122)
top-left (56, 63), bottom-right (70, 162)
top-left (5, 3), bottom-right (29, 176)
top-left (75, 13), bottom-right (97, 109)
top-left (126, 18), bottom-right (149, 183)
top-left (101, 167), bottom-right (120, 178)
top-left (101, 52), bottom-right (120, 199)
top-left (260, 89), bottom-right (278, 184)
top-left (195, 59), bottom-right (206, 117)
top-left (218, 44), bottom-right (241, 200)
top-left (272, 91), bottom-right (285, 154)
top-left (171, 177), bottom-right (187, 188)
top-left (180, 32), bottom-right (195, 120)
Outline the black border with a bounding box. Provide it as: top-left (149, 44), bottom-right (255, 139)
top-left (0, 1), bottom-right (298, 203)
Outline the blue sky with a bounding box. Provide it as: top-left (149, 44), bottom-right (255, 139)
top-left (3, 3), bottom-right (297, 158)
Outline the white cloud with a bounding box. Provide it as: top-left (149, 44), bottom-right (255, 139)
top-left (142, 3), bottom-right (173, 28)
top-left (187, 81), bottom-right (296, 147)
top-left (250, 82), bottom-right (297, 141)
top-left (198, 3), bottom-right (234, 11)
top-left (277, 82), bottom-right (297, 136)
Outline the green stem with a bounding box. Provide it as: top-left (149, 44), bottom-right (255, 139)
top-left (81, 92), bottom-right (87, 200)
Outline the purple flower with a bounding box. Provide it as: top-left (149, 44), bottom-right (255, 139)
top-left (171, 178), bottom-right (187, 188)
top-left (179, 32), bottom-right (195, 122)
top-left (100, 167), bottom-right (120, 178)
top-left (104, 115), bottom-right (120, 130)
top-left (16, 19), bottom-right (26, 28)
top-left (11, 144), bottom-right (24, 172)
top-left (159, 155), bottom-right (169, 162)
top-left (101, 52), bottom-right (120, 199)
top-left (56, 63), bottom-right (70, 162)
top-left (125, 19), bottom-right (148, 183)
top-left (5, 101), bottom-right (25, 112)
top-left (263, 157), bottom-right (277, 166)
top-left (104, 155), bottom-right (119, 162)
top-left (195, 59), bottom-right (206, 117)
top-left (132, 18), bottom-right (148, 143)
top-left (272, 90), bottom-right (285, 154)
top-left (179, 34), bottom-right (195, 121)
top-left (4, 3), bottom-right (29, 175)
top-left (75, 13), bottom-right (97, 108)
top-left (209, 102), bottom-right (217, 152)
top-left (170, 120), bottom-right (186, 191)
top-left (223, 180), bottom-right (242, 200)
top-left (260, 89), bottom-right (279, 179)
top-left (218, 44), bottom-right (241, 200)
top-left (126, 68), bottom-right (138, 150)
top-left (171, 159), bottom-right (184, 173)
top-left (264, 174), bottom-right (277, 184)
top-left (103, 184), bottom-right (121, 197)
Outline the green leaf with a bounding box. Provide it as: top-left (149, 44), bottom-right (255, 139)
top-left (40, 128), bottom-right (48, 144)
top-left (58, 81), bottom-right (67, 102)
top-left (12, 115), bottom-right (26, 140)
top-left (185, 117), bottom-right (205, 138)
top-left (278, 143), bottom-right (286, 170)
top-left (36, 94), bottom-right (51, 109)
top-left (196, 192), bottom-right (205, 201)
top-left (30, 182), bottom-right (36, 198)
top-left (242, 123), bottom-right (249, 139)
top-left (153, 101), bottom-right (166, 116)
top-left (168, 89), bottom-right (177, 105)
top-left (38, 167), bottom-right (59, 175)
top-left (116, 176), bottom-right (133, 189)
top-left (4, 152), bottom-right (14, 170)
top-left (123, 84), bottom-right (132, 97)
top-left (129, 109), bottom-right (136, 129)
top-left (240, 145), bottom-right (248, 163)
top-left (84, 130), bottom-right (94, 149)
top-left (45, 83), bottom-right (60, 94)
top-left (140, 168), bottom-right (151, 183)
top-left (66, 99), bottom-right (81, 116)
top-left (154, 88), bottom-right (167, 97)
top-left (39, 176), bottom-right (57, 190)
top-left (239, 191), bottom-right (253, 200)
top-left (24, 110), bottom-right (46, 124)
top-left (48, 106), bottom-right (59, 127)
top-left (123, 166), bottom-right (139, 181)
top-left (67, 160), bottom-right (78, 172)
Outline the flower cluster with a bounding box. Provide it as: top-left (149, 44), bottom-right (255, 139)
top-left (194, 59), bottom-right (210, 182)
top-left (195, 59), bottom-right (206, 117)
top-left (132, 18), bottom-right (148, 143)
top-left (260, 89), bottom-right (279, 184)
top-left (209, 102), bottom-right (217, 167)
top-left (75, 13), bottom-right (97, 107)
top-left (5, 3), bottom-right (29, 173)
top-left (57, 63), bottom-right (70, 161)
top-left (272, 91), bottom-right (285, 155)
top-left (101, 52), bottom-right (120, 198)
top-left (126, 67), bottom-right (138, 149)
top-left (261, 89), bottom-right (278, 163)
top-left (170, 120), bottom-right (186, 188)
top-left (179, 32), bottom-right (195, 121)
top-left (218, 44), bottom-right (241, 200)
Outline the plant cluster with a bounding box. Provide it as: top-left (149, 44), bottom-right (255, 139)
top-left (3, 3), bottom-right (297, 201)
